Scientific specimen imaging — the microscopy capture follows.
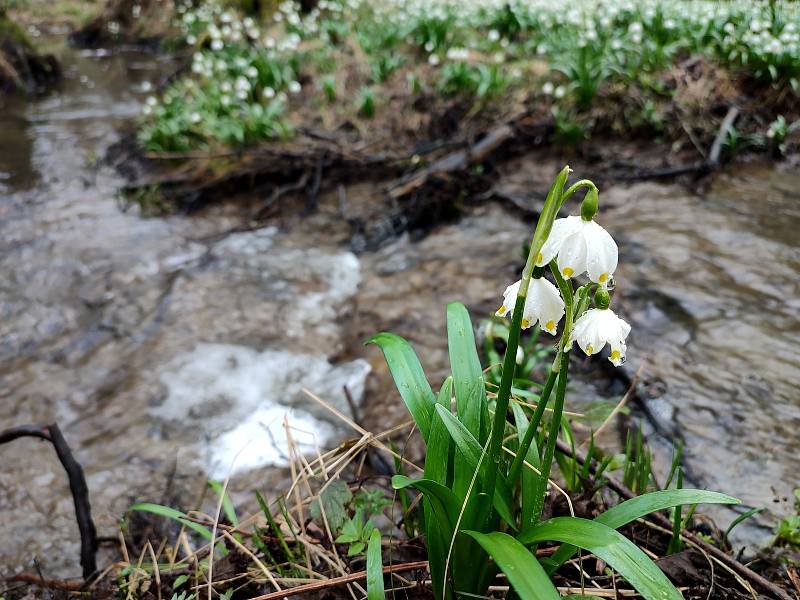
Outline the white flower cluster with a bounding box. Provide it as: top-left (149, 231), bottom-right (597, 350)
top-left (496, 192), bottom-right (629, 366)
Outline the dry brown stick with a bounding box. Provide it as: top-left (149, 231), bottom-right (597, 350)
top-left (707, 105), bottom-right (740, 168)
top-left (0, 423), bottom-right (98, 580)
top-left (247, 560), bottom-right (430, 600)
top-left (5, 574), bottom-right (85, 591)
top-left (555, 439), bottom-right (793, 600)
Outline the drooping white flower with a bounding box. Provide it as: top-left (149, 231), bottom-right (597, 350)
top-left (567, 308), bottom-right (630, 366)
top-left (536, 215), bottom-right (618, 286)
top-left (495, 278), bottom-right (565, 335)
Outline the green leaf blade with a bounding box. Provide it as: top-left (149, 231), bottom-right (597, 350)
top-left (128, 502), bottom-right (213, 541)
top-left (434, 404), bottom-right (516, 530)
top-left (446, 302), bottom-right (487, 442)
top-left (209, 480), bottom-right (238, 526)
top-left (367, 332), bottom-right (436, 441)
top-left (464, 531), bottom-right (560, 600)
top-left (366, 529), bottom-right (384, 600)
top-left (522, 517), bottom-right (683, 600)
top-left (541, 489), bottom-right (740, 572)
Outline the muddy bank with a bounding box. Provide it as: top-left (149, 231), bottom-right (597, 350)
top-left (0, 11), bottom-right (60, 96)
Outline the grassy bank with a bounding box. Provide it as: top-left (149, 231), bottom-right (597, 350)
top-left (136, 0), bottom-right (800, 159)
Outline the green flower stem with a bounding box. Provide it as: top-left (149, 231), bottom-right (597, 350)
top-left (483, 292), bottom-right (526, 495)
top-left (549, 260), bottom-right (575, 372)
top-left (507, 369), bottom-right (557, 487)
top-left (519, 166), bottom-right (571, 294)
top-left (559, 179), bottom-right (598, 209)
top-left (482, 166), bottom-right (570, 512)
top-left (530, 348), bottom-right (570, 525)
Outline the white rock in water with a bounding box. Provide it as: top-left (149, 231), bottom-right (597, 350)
top-left (152, 343), bottom-right (371, 477)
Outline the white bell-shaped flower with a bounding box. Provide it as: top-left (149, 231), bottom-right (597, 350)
top-left (567, 307), bottom-right (630, 366)
top-left (495, 278), bottom-right (565, 335)
top-left (536, 215), bottom-right (618, 286)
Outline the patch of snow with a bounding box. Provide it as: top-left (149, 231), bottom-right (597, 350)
top-left (152, 343), bottom-right (370, 477)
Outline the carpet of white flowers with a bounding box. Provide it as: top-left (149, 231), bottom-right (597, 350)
top-left (138, 0), bottom-right (800, 152)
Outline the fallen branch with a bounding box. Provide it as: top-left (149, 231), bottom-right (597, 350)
top-left (612, 105), bottom-right (741, 181)
top-left (386, 123), bottom-right (514, 199)
top-left (554, 439), bottom-right (793, 600)
top-left (0, 423), bottom-right (98, 580)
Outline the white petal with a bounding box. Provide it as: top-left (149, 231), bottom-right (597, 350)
top-left (496, 280), bottom-right (520, 318)
top-left (502, 280), bottom-right (521, 299)
top-left (537, 216), bottom-right (582, 267)
top-left (556, 229), bottom-right (587, 279)
top-left (527, 278), bottom-right (564, 335)
top-left (571, 309), bottom-right (604, 355)
top-left (608, 340), bottom-right (626, 366)
top-left (598, 309), bottom-right (630, 345)
top-left (584, 220), bottom-right (618, 286)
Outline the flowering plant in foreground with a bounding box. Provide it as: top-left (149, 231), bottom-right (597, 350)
top-left (369, 166), bottom-right (739, 599)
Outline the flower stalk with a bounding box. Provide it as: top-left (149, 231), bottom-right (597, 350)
top-left (482, 166), bottom-right (570, 509)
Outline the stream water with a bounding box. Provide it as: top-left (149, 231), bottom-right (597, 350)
top-left (0, 45), bottom-right (797, 577)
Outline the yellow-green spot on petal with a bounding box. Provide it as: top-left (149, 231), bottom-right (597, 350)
top-left (587, 344), bottom-right (594, 354)
top-left (497, 305), bottom-right (506, 315)
top-left (599, 272), bottom-right (608, 283)
top-left (563, 267), bottom-right (574, 277)
top-left (610, 350), bottom-right (621, 361)
top-left (545, 320), bottom-right (555, 332)
top-left (536, 251), bottom-right (543, 263)
top-left (521, 319), bottom-right (530, 329)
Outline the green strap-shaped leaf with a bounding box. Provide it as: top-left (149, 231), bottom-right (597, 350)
top-left (128, 502), bottom-right (213, 541)
top-left (522, 517), bottom-right (683, 600)
top-left (425, 377), bottom-right (454, 487)
top-left (446, 302), bottom-right (487, 442)
top-left (434, 404), bottom-right (517, 530)
top-left (511, 403), bottom-right (540, 531)
top-left (537, 489), bottom-right (740, 572)
top-left (446, 303), bottom-right (488, 501)
top-left (208, 480), bottom-right (239, 526)
top-left (367, 332), bottom-right (436, 441)
top-left (600, 489), bottom-right (739, 528)
top-left (366, 529), bottom-right (384, 600)
top-left (424, 378), bottom-right (456, 600)
top-left (392, 475), bottom-right (459, 542)
top-left (464, 531), bottom-right (560, 600)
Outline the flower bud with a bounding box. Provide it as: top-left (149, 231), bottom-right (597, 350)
top-left (594, 287), bottom-right (611, 310)
top-left (581, 186), bottom-right (599, 221)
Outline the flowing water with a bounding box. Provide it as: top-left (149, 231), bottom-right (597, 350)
top-left (0, 45), bottom-right (798, 576)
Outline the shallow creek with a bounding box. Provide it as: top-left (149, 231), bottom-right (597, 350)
top-left (0, 45), bottom-right (797, 576)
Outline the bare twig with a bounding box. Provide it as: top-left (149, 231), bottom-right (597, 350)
top-left (5, 575), bottom-right (84, 591)
top-left (0, 423), bottom-right (98, 580)
top-left (246, 561), bottom-right (429, 600)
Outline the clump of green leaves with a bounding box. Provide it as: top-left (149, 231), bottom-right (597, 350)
top-left (334, 509), bottom-right (376, 556)
top-left (774, 488), bottom-right (800, 548)
top-left (310, 480), bottom-right (392, 556)
top-left (371, 166), bottom-right (740, 599)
